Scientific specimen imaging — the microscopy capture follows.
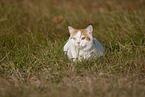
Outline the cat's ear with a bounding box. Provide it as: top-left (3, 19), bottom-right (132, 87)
top-left (68, 26), bottom-right (75, 34)
top-left (86, 25), bottom-right (93, 34)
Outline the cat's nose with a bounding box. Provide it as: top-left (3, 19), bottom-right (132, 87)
top-left (77, 42), bottom-right (80, 44)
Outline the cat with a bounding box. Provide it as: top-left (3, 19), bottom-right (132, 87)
top-left (63, 25), bottom-right (104, 61)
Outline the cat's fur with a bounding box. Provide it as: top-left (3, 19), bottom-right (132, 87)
top-left (63, 25), bottom-right (104, 61)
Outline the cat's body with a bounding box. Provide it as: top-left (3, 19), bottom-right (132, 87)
top-left (63, 25), bottom-right (104, 61)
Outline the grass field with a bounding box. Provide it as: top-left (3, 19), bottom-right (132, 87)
top-left (0, 0), bottom-right (145, 97)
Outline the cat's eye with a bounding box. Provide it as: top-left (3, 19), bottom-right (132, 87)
top-left (81, 37), bottom-right (86, 40)
top-left (73, 37), bottom-right (76, 40)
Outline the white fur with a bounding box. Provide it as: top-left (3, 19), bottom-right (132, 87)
top-left (63, 25), bottom-right (104, 61)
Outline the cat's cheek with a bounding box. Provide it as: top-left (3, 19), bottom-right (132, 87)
top-left (81, 42), bottom-right (86, 47)
top-left (70, 39), bottom-right (75, 44)
top-left (83, 40), bottom-right (87, 44)
top-left (74, 42), bottom-right (79, 46)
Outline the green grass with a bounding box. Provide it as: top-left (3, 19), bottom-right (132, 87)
top-left (0, 0), bottom-right (145, 97)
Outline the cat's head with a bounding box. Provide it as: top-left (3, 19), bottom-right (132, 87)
top-left (68, 25), bottom-right (93, 47)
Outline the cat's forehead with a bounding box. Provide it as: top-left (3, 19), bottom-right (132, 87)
top-left (75, 31), bottom-right (81, 36)
top-left (71, 29), bottom-right (89, 37)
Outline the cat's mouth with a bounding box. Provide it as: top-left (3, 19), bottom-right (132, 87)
top-left (76, 44), bottom-right (85, 48)
top-left (76, 44), bottom-right (81, 48)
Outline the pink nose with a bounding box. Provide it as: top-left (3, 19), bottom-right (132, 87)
top-left (77, 42), bottom-right (80, 44)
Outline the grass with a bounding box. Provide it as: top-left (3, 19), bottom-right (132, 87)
top-left (0, 0), bottom-right (145, 97)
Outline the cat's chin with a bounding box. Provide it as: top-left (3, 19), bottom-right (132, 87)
top-left (75, 45), bottom-right (81, 48)
top-left (75, 45), bottom-right (85, 48)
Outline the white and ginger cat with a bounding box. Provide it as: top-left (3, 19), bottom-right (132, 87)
top-left (63, 25), bottom-right (104, 61)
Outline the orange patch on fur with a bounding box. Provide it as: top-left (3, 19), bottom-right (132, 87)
top-left (70, 29), bottom-right (91, 41)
